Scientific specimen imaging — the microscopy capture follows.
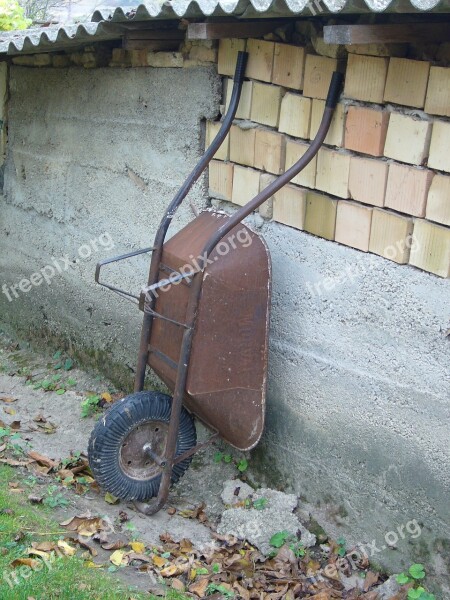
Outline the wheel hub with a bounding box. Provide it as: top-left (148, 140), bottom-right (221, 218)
top-left (119, 421), bottom-right (168, 480)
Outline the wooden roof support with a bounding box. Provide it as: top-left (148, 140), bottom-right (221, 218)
top-left (187, 20), bottom-right (288, 40)
top-left (324, 23), bottom-right (450, 45)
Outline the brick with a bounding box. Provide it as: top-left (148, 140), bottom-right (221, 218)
top-left (309, 100), bottom-right (345, 147)
top-left (231, 165), bottom-right (261, 207)
top-left (428, 121), bottom-right (450, 173)
top-left (109, 48), bottom-right (131, 67)
top-left (383, 58), bottom-right (430, 108)
top-left (425, 67), bottom-right (450, 117)
top-left (273, 184), bottom-right (307, 230)
top-left (209, 160), bottom-right (233, 201)
top-left (259, 173), bottom-right (276, 218)
top-left (187, 43), bottom-right (217, 64)
top-left (272, 43), bottom-right (305, 90)
top-left (344, 54), bottom-right (388, 104)
top-left (348, 156), bottom-right (388, 207)
top-left (130, 50), bottom-right (148, 67)
top-left (218, 39), bottom-right (246, 76)
top-left (53, 54), bottom-right (71, 68)
top-left (246, 39), bottom-right (275, 83)
top-left (147, 52), bottom-right (183, 68)
top-left (304, 192), bottom-right (337, 240)
top-left (369, 208), bottom-right (414, 264)
top-left (383, 113), bottom-right (431, 166)
top-left (426, 175), bottom-right (450, 226)
top-left (385, 164), bottom-right (433, 217)
top-left (254, 129), bottom-right (286, 175)
top-left (410, 219), bottom-right (450, 277)
top-left (335, 200), bottom-right (373, 252)
top-left (229, 125), bottom-right (256, 167)
top-left (344, 106), bottom-right (389, 157)
top-left (315, 148), bottom-right (350, 199)
top-left (278, 93), bottom-right (311, 139)
top-left (225, 79), bottom-right (253, 120)
top-left (345, 43), bottom-right (407, 58)
top-left (303, 55), bottom-right (338, 100)
top-left (250, 82), bottom-right (282, 128)
top-left (205, 121), bottom-right (229, 161)
top-left (285, 140), bottom-right (317, 189)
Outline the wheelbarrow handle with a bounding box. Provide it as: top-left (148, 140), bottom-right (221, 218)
top-left (200, 71), bottom-right (344, 262)
top-left (95, 246), bottom-right (154, 302)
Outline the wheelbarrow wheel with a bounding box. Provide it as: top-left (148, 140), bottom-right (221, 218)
top-left (88, 391), bottom-right (196, 502)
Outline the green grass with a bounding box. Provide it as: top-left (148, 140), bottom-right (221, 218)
top-left (0, 465), bottom-right (187, 600)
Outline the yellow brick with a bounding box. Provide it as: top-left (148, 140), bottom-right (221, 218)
top-left (259, 172), bottom-right (276, 219)
top-left (254, 129), bottom-right (286, 175)
top-left (225, 79), bottom-right (253, 120)
top-left (304, 192), bottom-right (337, 241)
top-left (205, 121), bottom-right (229, 161)
top-left (385, 164), bottom-right (433, 217)
top-left (426, 175), bottom-right (450, 226)
top-left (250, 82), bottom-right (282, 128)
top-left (409, 219), bottom-right (450, 277)
top-left (209, 160), bottom-right (233, 201)
top-left (335, 200), bottom-right (373, 252)
top-left (383, 58), bottom-right (430, 108)
top-left (285, 140), bottom-right (317, 189)
top-left (303, 55), bottom-right (338, 100)
top-left (369, 209), bottom-right (414, 264)
top-left (218, 39), bottom-right (246, 76)
top-left (425, 66), bottom-right (450, 117)
top-left (229, 125), bottom-right (256, 167)
top-left (246, 39), bottom-right (275, 82)
top-left (428, 121), bottom-right (450, 173)
top-left (272, 43), bottom-right (305, 90)
top-left (344, 54), bottom-right (388, 104)
top-left (316, 148), bottom-right (350, 199)
top-left (309, 100), bottom-right (345, 147)
top-left (231, 165), bottom-right (261, 207)
top-left (348, 156), bottom-right (388, 208)
top-left (273, 184), bottom-right (307, 230)
top-left (278, 93), bottom-right (311, 140)
top-left (383, 113), bottom-right (431, 166)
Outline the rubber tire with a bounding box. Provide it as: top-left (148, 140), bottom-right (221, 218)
top-left (88, 391), bottom-right (196, 502)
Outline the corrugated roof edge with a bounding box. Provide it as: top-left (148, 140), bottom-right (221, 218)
top-left (1, 0), bottom-right (448, 56)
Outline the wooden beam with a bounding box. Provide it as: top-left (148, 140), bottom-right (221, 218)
top-left (187, 20), bottom-right (287, 40)
top-left (122, 29), bottom-right (185, 51)
top-left (323, 23), bottom-right (450, 45)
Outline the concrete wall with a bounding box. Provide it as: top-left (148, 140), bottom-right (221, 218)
top-left (0, 65), bottom-right (220, 382)
top-left (0, 60), bottom-right (449, 588)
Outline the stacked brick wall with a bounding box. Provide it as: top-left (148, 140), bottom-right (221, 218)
top-left (208, 37), bottom-right (450, 278)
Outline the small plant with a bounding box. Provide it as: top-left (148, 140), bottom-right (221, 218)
top-left (336, 536), bottom-right (347, 557)
top-left (43, 485), bottom-right (69, 508)
top-left (81, 394), bottom-right (102, 418)
top-left (396, 564), bottom-right (436, 600)
top-left (252, 497), bottom-right (268, 510)
top-left (214, 451), bottom-right (250, 473)
top-left (206, 583), bottom-right (234, 597)
top-left (237, 458), bottom-right (248, 472)
top-left (269, 530), bottom-right (305, 558)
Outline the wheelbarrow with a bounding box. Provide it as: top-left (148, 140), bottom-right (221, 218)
top-left (88, 52), bottom-right (343, 515)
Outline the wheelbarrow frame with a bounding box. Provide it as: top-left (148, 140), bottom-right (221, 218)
top-left (94, 52), bottom-right (343, 514)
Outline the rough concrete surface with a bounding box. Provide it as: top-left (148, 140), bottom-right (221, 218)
top-left (0, 65), bottom-right (221, 386)
top-left (218, 487), bottom-right (316, 555)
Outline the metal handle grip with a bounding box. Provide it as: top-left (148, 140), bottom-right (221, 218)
top-left (326, 71), bottom-right (343, 108)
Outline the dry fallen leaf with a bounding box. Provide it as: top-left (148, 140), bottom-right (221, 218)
top-left (110, 550), bottom-right (127, 566)
top-left (32, 541), bottom-right (56, 552)
top-left (101, 392), bottom-right (112, 403)
top-left (188, 578), bottom-right (209, 597)
top-left (152, 554), bottom-right (167, 568)
top-left (101, 539), bottom-right (127, 551)
top-left (27, 450), bottom-right (58, 469)
top-left (104, 492), bottom-right (119, 505)
top-left (130, 541), bottom-right (145, 554)
top-left (3, 407), bottom-right (16, 415)
top-left (0, 397), bottom-right (17, 403)
top-left (11, 558), bottom-right (39, 569)
top-left (57, 540), bottom-right (76, 556)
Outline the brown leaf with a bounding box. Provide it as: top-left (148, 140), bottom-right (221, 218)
top-left (33, 414), bottom-right (46, 422)
top-left (188, 577), bottom-right (209, 597)
top-left (77, 536), bottom-right (98, 556)
top-left (0, 397), bottom-right (17, 403)
top-left (127, 553), bottom-right (151, 563)
top-left (3, 406), bottom-right (16, 415)
top-left (0, 458), bottom-right (32, 466)
top-left (32, 541), bottom-right (57, 552)
top-left (167, 507), bottom-right (176, 516)
top-left (152, 555), bottom-right (168, 568)
top-left (61, 514), bottom-right (107, 537)
top-left (179, 538), bottom-right (193, 553)
top-left (363, 571), bottom-right (379, 592)
top-left (233, 582), bottom-right (251, 600)
top-left (10, 420), bottom-right (21, 430)
top-left (159, 532), bottom-right (175, 544)
top-left (101, 539), bottom-right (127, 551)
top-left (11, 558), bottom-right (39, 569)
top-left (27, 450), bottom-right (58, 469)
top-left (171, 578), bottom-right (185, 592)
top-left (28, 495), bottom-right (43, 504)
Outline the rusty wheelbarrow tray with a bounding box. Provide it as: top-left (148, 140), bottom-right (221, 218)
top-left (88, 52), bottom-right (343, 515)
